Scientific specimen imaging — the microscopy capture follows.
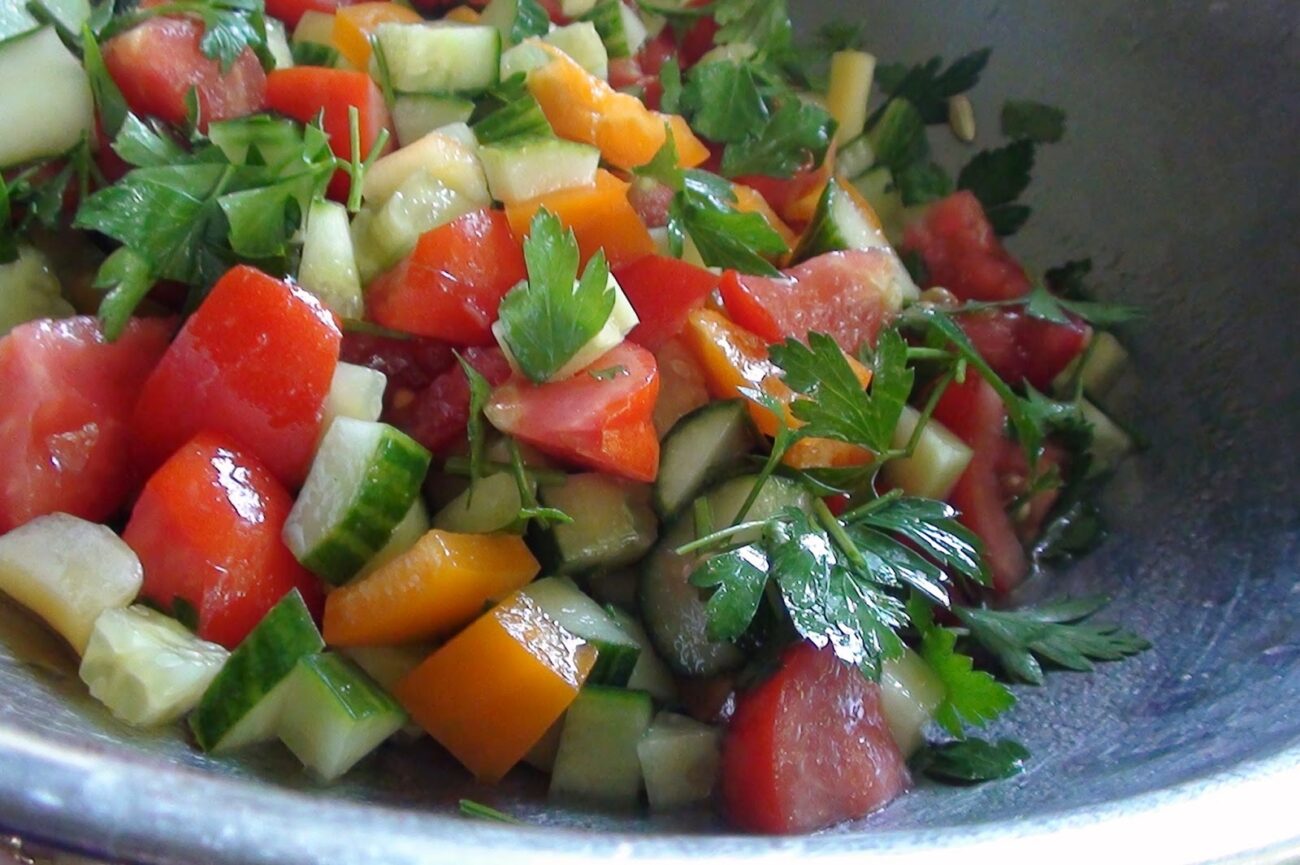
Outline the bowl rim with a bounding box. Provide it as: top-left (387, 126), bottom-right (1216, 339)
top-left (2, 723), bottom-right (1298, 865)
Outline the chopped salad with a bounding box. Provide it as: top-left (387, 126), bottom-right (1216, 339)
top-left (0, 0), bottom-right (1149, 835)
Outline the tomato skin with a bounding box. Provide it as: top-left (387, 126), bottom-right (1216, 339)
top-left (614, 255), bottom-right (719, 351)
top-left (958, 308), bottom-right (1091, 391)
top-left (0, 317), bottom-right (172, 533)
top-left (131, 266), bottom-right (341, 490)
top-left (718, 250), bottom-right (894, 353)
top-left (264, 67), bottom-right (393, 201)
top-left (340, 331), bottom-right (458, 392)
top-left (903, 190), bottom-right (1031, 302)
top-left (384, 346), bottom-right (513, 455)
top-left (366, 209), bottom-right (527, 346)
top-left (124, 432), bottom-right (323, 648)
top-left (103, 17), bottom-right (266, 130)
top-left (485, 342), bottom-right (661, 482)
top-left (721, 641), bottom-right (910, 834)
top-left (264, 0), bottom-right (358, 27)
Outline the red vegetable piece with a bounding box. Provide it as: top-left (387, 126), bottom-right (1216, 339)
top-left (384, 346), bottom-right (513, 455)
top-left (366, 208), bottom-right (527, 346)
top-left (131, 265), bottom-right (341, 489)
top-left (484, 342), bottom-right (661, 482)
top-left (339, 331), bottom-right (457, 393)
top-left (902, 190), bottom-right (1031, 302)
top-left (0, 317), bottom-right (172, 533)
top-left (718, 249), bottom-right (894, 353)
top-left (264, 67), bottom-right (393, 201)
top-left (102, 17), bottom-right (266, 130)
top-left (958, 308), bottom-right (1091, 391)
top-left (614, 255), bottom-right (719, 351)
top-left (265, 0), bottom-right (360, 28)
top-left (124, 432), bottom-right (323, 648)
top-left (721, 641), bottom-right (910, 834)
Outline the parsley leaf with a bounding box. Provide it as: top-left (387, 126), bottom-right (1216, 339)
top-left (957, 139), bottom-right (1035, 211)
top-left (494, 208), bottom-right (614, 383)
top-left (681, 61), bottom-right (770, 143)
top-left (875, 48), bottom-right (991, 124)
top-left (769, 328), bottom-right (913, 456)
top-left (913, 737), bottom-right (1030, 783)
top-left (689, 544), bottom-right (771, 641)
top-left (456, 351), bottom-right (492, 495)
top-left (711, 0), bottom-right (792, 54)
top-left (866, 98), bottom-right (928, 173)
top-left (956, 596), bottom-right (1151, 685)
top-left (658, 57), bottom-right (683, 114)
top-left (720, 97), bottom-right (836, 179)
top-left (1023, 283), bottom-right (1143, 327)
top-left (854, 497), bottom-right (988, 588)
top-left (910, 597), bottom-right (1014, 734)
top-left (1001, 100), bottom-right (1066, 144)
top-left (95, 247), bottom-right (157, 340)
top-left (676, 169), bottom-right (787, 275)
top-left (895, 160), bottom-right (954, 207)
top-left (82, 27), bottom-right (129, 139)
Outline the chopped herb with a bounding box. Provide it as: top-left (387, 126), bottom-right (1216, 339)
top-left (711, 0), bottom-right (792, 55)
top-left (866, 98), bottom-right (928, 174)
top-left (103, 0), bottom-right (272, 72)
top-left (458, 799), bottom-right (526, 824)
top-left (690, 543), bottom-right (771, 641)
top-left (1001, 99), bottom-right (1066, 144)
top-left (720, 97), bottom-right (836, 179)
top-left (1023, 283), bottom-right (1143, 327)
top-left (913, 737), bottom-right (1030, 783)
top-left (681, 61), bottom-right (770, 144)
top-left (894, 160), bottom-right (954, 206)
top-left (1044, 257), bottom-right (1093, 298)
top-left (291, 40), bottom-right (341, 68)
top-left (957, 139), bottom-right (1035, 212)
top-left (910, 597), bottom-right (1014, 735)
top-left (875, 48), bottom-right (991, 124)
top-left (456, 352), bottom-right (493, 497)
top-left (82, 26), bottom-right (129, 139)
top-left (658, 57), bottom-right (683, 114)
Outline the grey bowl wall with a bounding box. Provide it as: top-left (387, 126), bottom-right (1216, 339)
top-left (1, 1), bottom-right (1298, 863)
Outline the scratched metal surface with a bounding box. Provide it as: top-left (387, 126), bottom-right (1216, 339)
top-left (1, 0), bottom-right (1298, 862)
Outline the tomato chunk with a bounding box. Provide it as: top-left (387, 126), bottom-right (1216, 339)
top-left (103, 17), bottom-right (266, 130)
top-left (614, 255), bottom-right (719, 351)
top-left (366, 209), bottom-right (527, 346)
top-left (385, 346), bottom-right (513, 455)
top-left (957, 308), bottom-right (1091, 392)
top-left (902, 190), bottom-right (1031, 302)
top-left (721, 641), bottom-right (910, 834)
top-left (485, 342), bottom-right (660, 482)
top-left (265, 0), bottom-right (359, 28)
top-left (264, 67), bottom-right (392, 201)
top-left (718, 249), bottom-right (897, 353)
top-left (124, 432), bottom-right (323, 648)
top-left (339, 331), bottom-right (457, 393)
top-left (0, 317), bottom-right (172, 533)
top-left (131, 265), bottom-right (341, 489)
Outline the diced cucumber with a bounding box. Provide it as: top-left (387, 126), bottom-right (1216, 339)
top-left (0, 28), bottom-right (94, 168)
top-left (605, 605), bottom-right (676, 703)
top-left (298, 199), bottom-right (362, 318)
top-left (523, 577), bottom-right (642, 685)
top-left (836, 134), bottom-right (875, 181)
top-left (1053, 330), bottom-right (1130, 400)
top-left (471, 90), bottom-right (553, 145)
top-left (653, 400), bottom-right (757, 519)
top-left (543, 21), bottom-right (609, 80)
top-left (432, 471), bottom-right (528, 534)
top-left (549, 686), bottom-right (653, 807)
top-left (358, 497), bottom-right (431, 579)
top-left (291, 39), bottom-right (341, 68)
top-left (878, 648), bottom-right (944, 757)
top-left (266, 18), bottom-right (294, 68)
top-left (639, 475), bottom-right (810, 676)
top-left (278, 652), bottom-right (408, 781)
top-left (523, 717), bottom-right (563, 772)
top-left (499, 40), bottom-right (551, 80)
top-left (79, 606), bottom-right (229, 727)
top-left (852, 165), bottom-right (904, 245)
top-left (0, 245), bottom-right (73, 336)
top-left (285, 418), bottom-right (431, 585)
top-left (479, 0), bottom-right (550, 45)
top-left (357, 171), bottom-right (479, 280)
top-left (363, 125), bottom-right (490, 207)
top-left (529, 473), bottom-right (658, 575)
top-left (479, 136), bottom-right (600, 204)
top-left (882, 406), bottom-right (973, 501)
top-left (825, 50), bottom-right (876, 146)
top-left (1081, 398), bottom-right (1135, 476)
top-left (342, 643), bottom-right (433, 692)
top-left (392, 94), bottom-right (475, 147)
top-left (373, 22), bottom-right (501, 94)
top-left (636, 711), bottom-right (721, 810)
top-left (0, 514), bottom-right (141, 654)
top-left (349, 210), bottom-right (387, 288)
top-left (560, 0), bottom-right (597, 17)
top-left (322, 362), bottom-right (388, 437)
top-left (0, 4), bottom-right (41, 46)
top-left (580, 0), bottom-right (645, 59)
top-left (292, 11), bottom-right (336, 50)
top-left (189, 590), bottom-right (324, 753)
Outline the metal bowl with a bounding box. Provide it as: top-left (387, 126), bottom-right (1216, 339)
top-left (2, 0), bottom-right (1298, 862)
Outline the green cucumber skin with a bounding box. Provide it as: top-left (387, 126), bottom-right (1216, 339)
top-left (188, 590), bottom-right (324, 752)
top-left (301, 430), bottom-right (432, 586)
top-left (652, 399), bottom-right (757, 520)
top-left (549, 685), bottom-right (654, 807)
top-left (523, 577), bottom-right (642, 687)
top-left (295, 652), bottom-right (405, 722)
top-left (580, 0), bottom-right (629, 58)
top-left (472, 96), bottom-right (552, 145)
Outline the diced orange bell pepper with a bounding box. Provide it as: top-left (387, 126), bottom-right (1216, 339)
top-left (443, 5), bottom-right (480, 23)
top-left (504, 169), bottom-right (657, 267)
top-left (527, 43), bottom-right (707, 171)
top-left (732, 183), bottom-right (798, 250)
top-left (322, 529), bottom-right (540, 646)
top-left (682, 308), bottom-right (875, 468)
top-left (332, 3), bottom-right (422, 70)
top-left (394, 591), bottom-right (596, 782)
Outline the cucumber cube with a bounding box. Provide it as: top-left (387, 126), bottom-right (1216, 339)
top-left (550, 686), bottom-right (653, 807)
top-left (636, 711), bottom-right (721, 810)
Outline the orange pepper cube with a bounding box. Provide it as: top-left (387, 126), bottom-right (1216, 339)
top-left (394, 591), bottom-right (596, 782)
top-left (323, 529), bottom-right (540, 647)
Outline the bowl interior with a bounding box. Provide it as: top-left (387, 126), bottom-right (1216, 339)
top-left (2, 0), bottom-right (1298, 862)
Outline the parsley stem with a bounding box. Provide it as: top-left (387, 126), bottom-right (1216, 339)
top-left (674, 520), bottom-right (770, 557)
top-left (693, 497), bottom-right (714, 540)
top-left (442, 456), bottom-right (568, 486)
top-left (838, 488), bottom-right (904, 525)
top-left (458, 799), bottom-right (524, 824)
top-left (507, 438), bottom-right (553, 529)
top-left (906, 347), bottom-right (956, 362)
top-left (345, 105), bottom-right (363, 213)
top-left (812, 497), bottom-right (867, 570)
top-left (902, 369), bottom-right (956, 458)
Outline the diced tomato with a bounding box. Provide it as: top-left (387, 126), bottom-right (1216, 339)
top-left (903, 190), bottom-right (1031, 302)
top-left (636, 29), bottom-right (676, 78)
top-left (102, 17), bottom-right (266, 130)
top-left (673, 0), bottom-right (718, 68)
top-left (339, 331), bottom-right (457, 393)
top-left (721, 641), bottom-right (910, 834)
top-left (932, 375), bottom-right (1028, 592)
top-left (718, 250), bottom-right (895, 353)
top-left (265, 0), bottom-right (358, 28)
top-left (0, 317), bottom-right (172, 533)
top-left (733, 162), bottom-right (829, 228)
top-left (484, 342), bottom-right (660, 482)
top-left (676, 673), bottom-right (737, 725)
top-left (264, 67), bottom-right (393, 201)
top-left (384, 346), bottom-right (513, 455)
top-left (366, 209), bottom-right (527, 346)
top-left (124, 432), bottom-right (323, 648)
top-left (626, 177), bottom-right (674, 229)
top-left (957, 308), bottom-right (1091, 391)
top-left (651, 336), bottom-right (709, 437)
top-left (614, 255), bottom-right (719, 351)
top-left (997, 439), bottom-right (1066, 544)
top-left (131, 266), bottom-right (341, 489)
